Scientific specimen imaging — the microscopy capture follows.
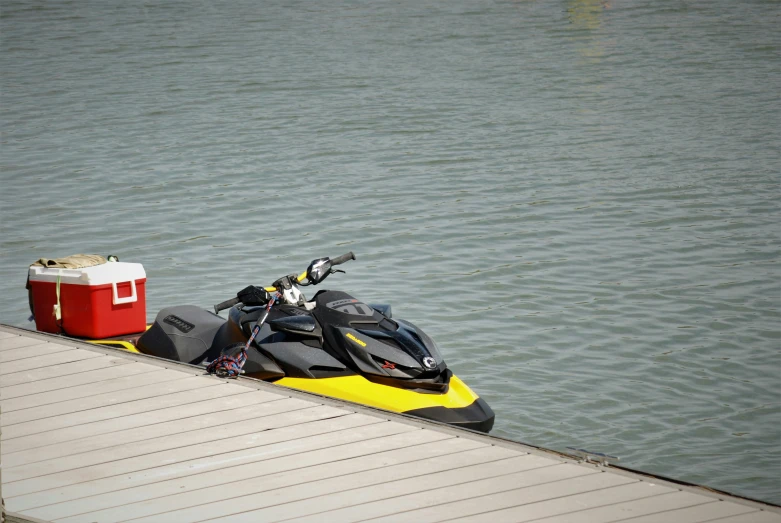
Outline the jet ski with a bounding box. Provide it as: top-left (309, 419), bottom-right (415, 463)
top-left (95, 253), bottom-right (494, 432)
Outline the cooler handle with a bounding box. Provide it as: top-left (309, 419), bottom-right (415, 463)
top-left (112, 280), bottom-right (137, 305)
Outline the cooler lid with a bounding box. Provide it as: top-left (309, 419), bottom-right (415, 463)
top-left (29, 262), bottom-right (146, 285)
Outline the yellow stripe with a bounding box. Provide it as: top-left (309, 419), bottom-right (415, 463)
top-left (86, 340), bottom-right (140, 353)
top-left (274, 374), bottom-right (479, 414)
top-left (85, 324), bottom-right (151, 353)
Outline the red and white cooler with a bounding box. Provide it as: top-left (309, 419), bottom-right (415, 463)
top-left (28, 262), bottom-right (147, 338)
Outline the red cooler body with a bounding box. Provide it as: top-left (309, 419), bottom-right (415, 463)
top-left (29, 262), bottom-right (147, 338)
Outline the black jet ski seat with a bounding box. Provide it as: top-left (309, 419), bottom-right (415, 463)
top-left (137, 305), bottom-right (226, 365)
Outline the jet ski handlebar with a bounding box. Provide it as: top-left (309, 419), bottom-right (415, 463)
top-left (213, 252), bottom-right (356, 314)
top-left (330, 251), bottom-right (356, 266)
top-left (214, 297), bottom-right (241, 314)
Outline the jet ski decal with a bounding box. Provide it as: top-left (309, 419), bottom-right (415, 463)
top-left (327, 299), bottom-right (374, 316)
top-left (346, 332), bottom-right (367, 347)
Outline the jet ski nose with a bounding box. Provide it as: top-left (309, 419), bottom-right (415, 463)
top-left (406, 396), bottom-right (495, 433)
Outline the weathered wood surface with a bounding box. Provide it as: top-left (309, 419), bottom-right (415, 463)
top-left (1, 325), bottom-right (779, 523)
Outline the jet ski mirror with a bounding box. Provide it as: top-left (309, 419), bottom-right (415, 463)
top-left (306, 257), bottom-right (333, 285)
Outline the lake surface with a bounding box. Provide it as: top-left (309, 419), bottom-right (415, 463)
top-left (1, 0), bottom-right (779, 505)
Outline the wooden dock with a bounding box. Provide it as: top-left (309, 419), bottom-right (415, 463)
top-left (1, 324), bottom-right (779, 523)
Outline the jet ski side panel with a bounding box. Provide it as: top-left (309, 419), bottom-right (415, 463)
top-left (273, 374), bottom-right (494, 432)
top-left (258, 339), bottom-right (350, 379)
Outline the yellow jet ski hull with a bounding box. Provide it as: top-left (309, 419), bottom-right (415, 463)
top-left (275, 374), bottom-right (494, 432)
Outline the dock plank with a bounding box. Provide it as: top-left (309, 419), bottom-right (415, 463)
top-left (1, 384), bottom-right (253, 454)
top-left (266, 461), bottom-right (596, 523)
top-left (200, 454), bottom-right (575, 523)
top-left (708, 512), bottom-right (781, 523)
top-left (0, 361), bottom-right (161, 403)
top-left (526, 491), bottom-right (715, 523)
top-left (366, 471), bottom-right (639, 523)
top-left (0, 347), bottom-right (103, 376)
top-left (446, 480), bottom-right (679, 523)
top-left (5, 399), bottom-right (329, 482)
top-left (0, 355), bottom-right (133, 388)
top-left (0, 336), bottom-right (48, 351)
top-left (1, 368), bottom-right (196, 425)
top-left (33, 430), bottom-right (469, 523)
top-left (6, 415), bottom-right (394, 512)
top-left (617, 500), bottom-right (759, 523)
top-left (1, 376), bottom-right (232, 439)
top-left (116, 440), bottom-right (520, 523)
top-left (0, 342), bottom-right (76, 363)
top-left (2, 390), bottom-right (287, 468)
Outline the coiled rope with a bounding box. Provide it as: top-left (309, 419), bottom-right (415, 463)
top-left (207, 293), bottom-right (278, 379)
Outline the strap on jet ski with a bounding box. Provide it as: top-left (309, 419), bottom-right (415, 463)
top-left (207, 292), bottom-right (279, 378)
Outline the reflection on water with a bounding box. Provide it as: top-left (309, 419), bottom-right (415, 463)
top-left (567, 0), bottom-right (609, 30)
top-left (566, 0), bottom-right (611, 61)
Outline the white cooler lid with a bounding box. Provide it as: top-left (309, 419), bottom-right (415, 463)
top-left (29, 262), bottom-right (146, 285)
